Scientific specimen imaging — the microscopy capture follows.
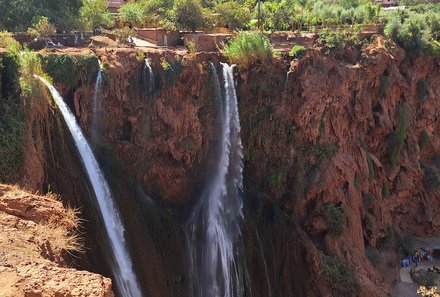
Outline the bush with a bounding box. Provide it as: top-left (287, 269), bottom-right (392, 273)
top-left (416, 270), bottom-right (439, 287)
top-left (26, 16), bottom-right (55, 39)
top-left (396, 232), bottom-right (414, 256)
top-left (0, 31), bottom-right (21, 53)
top-left (312, 143), bottom-right (337, 161)
top-left (382, 181), bottom-right (390, 198)
top-left (322, 255), bottom-right (360, 297)
top-left (420, 130), bottom-right (430, 150)
top-left (323, 203), bottom-right (348, 236)
top-left (223, 31), bottom-right (273, 69)
top-left (366, 247), bottom-right (381, 266)
top-left (289, 45), bottom-right (307, 59)
top-left (388, 105), bottom-right (409, 167)
top-left (417, 79), bottom-right (427, 100)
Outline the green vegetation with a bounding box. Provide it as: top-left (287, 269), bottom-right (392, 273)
top-left (366, 247), bottom-right (381, 266)
top-left (40, 54), bottom-right (99, 87)
top-left (382, 181), bottom-right (390, 199)
top-left (118, 1), bottom-right (145, 24)
top-left (0, 0), bottom-right (82, 32)
top-left (289, 44), bottom-right (307, 59)
top-left (360, 141), bottom-right (375, 180)
top-left (80, 0), bottom-right (114, 30)
top-left (317, 27), bottom-right (363, 53)
top-left (396, 232), bottom-right (414, 256)
top-left (27, 16), bottom-right (56, 39)
top-left (223, 31), bottom-right (272, 69)
top-left (417, 79), bottom-right (427, 100)
top-left (362, 192), bottom-right (374, 210)
top-left (0, 53), bottom-right (23, 183)
top-left (0, 31), bottom-right (21, 53)
top-left (416, 270), bottom-right (439, 288)
top-left (388, 105), bottom-right (409, 167)
top-left (312, 143), bottom-right (337, 161)
top-left (323, 202), bottom-right (348, 236)
top-left (214, 1), bottom-right (251, 30)
top-left (173, 0), bottom-right (210, 32)
top-left (322, 255), bottom-right (360, 297)
top-left (379, 75), bottom-right (388, 98)
top-left (160, 57), bottom-right (185, 85)
top-left (420, 130), bottom-right (430, 150)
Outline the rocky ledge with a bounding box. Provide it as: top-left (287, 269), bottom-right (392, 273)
top-left (0, 184), bottom-right (114, 297)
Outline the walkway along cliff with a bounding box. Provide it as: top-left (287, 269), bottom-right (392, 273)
top-left (1, 34), bottom-right (440, 296)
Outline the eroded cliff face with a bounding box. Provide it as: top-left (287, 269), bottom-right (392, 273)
top-left (5, 34), bottom-right (440, 297)
top-left (237, 35), bottom-right (440, 296)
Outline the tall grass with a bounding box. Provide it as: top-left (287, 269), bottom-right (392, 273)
top-left (223, 31), bottom-right (273, 69)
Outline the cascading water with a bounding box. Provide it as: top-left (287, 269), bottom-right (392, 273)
top-left (141, 58), bottom-right (155, 98)
top-left (91, 63), bottom-right (103, 141)
top-left (37, 76), bottom-right (143, 297)
top-left (187, 62), bottom-right (244, 297)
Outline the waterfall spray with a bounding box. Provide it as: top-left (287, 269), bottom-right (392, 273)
top-left (187, 63), bottom-right (244, 297)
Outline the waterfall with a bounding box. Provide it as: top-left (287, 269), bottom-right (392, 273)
top-left (142, 58), bottom-right (155, 98)
top-left (187, 63), bottom-right (244, 297)
top-left (91, 64), bottom-right (103, 141)
top-left (37, 76), bottom-right (143, 297)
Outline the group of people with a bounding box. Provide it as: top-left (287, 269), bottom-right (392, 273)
top-left (401, 249), bottom-right (435, 268)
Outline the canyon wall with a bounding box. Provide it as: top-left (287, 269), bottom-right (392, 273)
top-left (2, 34), bottom-right (440, 297)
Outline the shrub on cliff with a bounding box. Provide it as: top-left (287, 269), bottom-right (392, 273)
top-left (0, 31), bottom-right (21, 53)
top-left (223, 31), bottom-right (273, 69)
top-left (289, 45), bottom-right (307, 59)
top-left (322, 255), bottom-right (360, 297)
top-left (322, 203), bottom-right (348, 236)
top-left (388, 105), bottom-right (409, 168)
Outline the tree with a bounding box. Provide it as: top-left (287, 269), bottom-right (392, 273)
top-left (0, 0), bottom-right (81, 32)
top-left (215, 1), bottom-right (251, 30)
top-left (27, 16), bottom-right (56, 39)
top-left (119, 1), bottom-right (144, 24)
top-left (80, 0), bottom-right (114, 30)
top-left (173, 0), bottom-right (206, 32)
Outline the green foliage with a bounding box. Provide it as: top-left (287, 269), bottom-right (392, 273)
top-left (388, 105), bottom-right (409, 167)
top-left (361, 141), bottom-right (375, 180)
top-left (382, 181), bottom-right (390, 199)
top-left (419, 130), bottom-right (430, 150)
top-left (80, 0), bottom-right (114, 30)
top-left (322, 255), bottom-right (360, 297)
top-left (366, 247), bottom-right (381, 266)
top-left (396, 232), bottom-right (414, 256)
top-left (40, 54), bottom-right (99, 87)
top-left (417, 79), bottom-right (427, 100)
top-left (423, 165), bottom-right (440, 190)
top-left (312, 143), bottom-right (337, 161)
top-left (289, 45), bottom-right (307, 59)
top-left (26, 16), bottom-right (56, 38)
top-left (0, 31), bottom-right (21, 53)
top-left (173, 0), bottom-right (209, 32)
top-left (160, 57), bottom-right (185, 85)
top-left (384, 224), bottom-right (395, 247)
top-left (317, 28), bottom-right (362, 53)
top-left (0, 0), bottom-right (82, 32)
top-left (323, 203), bottom-right (348, 236)
top-left (223, 31), bottom-right (272, 69)
top-left (215, 1), bottom-right (251, 30)
top-left (119, 1), bottom-right (144, 24)
top-left (114, 27), bottom-right (135, 45)
top-left (0, 53), bottom-right (23, 183)
top-left (416, 270), bottom-right (439, 288)
top-left (362, 192), bottom-right (374, 209)
top-left (379, 75), bottom-right (388, 98)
